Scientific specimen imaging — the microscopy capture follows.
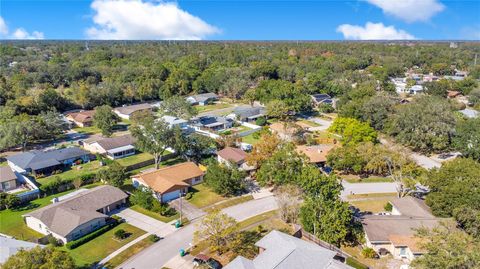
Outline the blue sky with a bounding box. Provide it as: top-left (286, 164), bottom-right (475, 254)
top-left (0, 0), bottom-right (479, 40)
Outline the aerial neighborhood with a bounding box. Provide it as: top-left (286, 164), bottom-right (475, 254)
top-left (1, 41), bottom-right (479, 269)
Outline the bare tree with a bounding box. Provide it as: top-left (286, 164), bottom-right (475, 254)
top-left (275, 184), bottom-right (302, 223)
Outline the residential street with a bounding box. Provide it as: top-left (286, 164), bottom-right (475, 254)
top-left (116, 196), bottom-right (278, 269)
top-left (379, 138), bottom-right (441, 170)
top-left (341, 181), bottom-right (397, 200)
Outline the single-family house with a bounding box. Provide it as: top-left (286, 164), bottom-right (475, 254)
top-left (161, 115), bottom-right (192, 132)
top-left (228, 107), bottom-right (265, 122)
top-left (0, 237), bottom-right (44, 264)
top-left (217, 147), bottom-right (252, 171)
top-left (194, 115), bottom-right (233, 132)
top-left (186, 92), bottom-right (219, 106)
top-left (447, 90), bottom-right (461, 99)
top-left (131, 162), bottom-right (204, 202)
top-left (311, 94), bottom-right (333, 106)
top-left (224, 230), bottom-right (353, 269)
top-left (296, 144), bottom-right (335, 166)
top-left (0, 166), bottom-right (18, 192)
top-left (23, 185), bottom-right (127, 244)
top-left (7, 147), bottom-right (91, 175)
top-left (113, 103), bottom-right (153, 120)
top-left (362, 197), bottom-right (440, 262)
top-left (269, 122), bottom-right (306, 141)
top-left (409, 85), bottom-right (424, 95)
top-left (65, 110), bottom-right (95, 127)
top-left (82, 134), bottom-right (136, 159)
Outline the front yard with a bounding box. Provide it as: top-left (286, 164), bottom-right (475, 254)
top-left (64, 223), bottom-right (146, 267)
top-left (195, 103), bottom-right (232, 113)
top-left (130, 205), bottom-right (179, 223)
top-left (342, 174), bottom-right (393, 183)
top-left (36, 160), bottom-right (103, 185)
top-left (187, 183), bottom-right (226, 208)
top-left (103, 236), bottom-right (156, 269)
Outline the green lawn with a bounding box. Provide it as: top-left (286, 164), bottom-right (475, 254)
top-left (241, 132), bottom-right (261, 145)
top-left (187, 183), bottom-right (226, 208)
top-left (195, 103), bottom-right (232, 113)
top-left (64, 223), bottom-right (146, 267)
top-left (346, 193), bottom-right (397, 200)
top-left (36, 161), bottom-right (103, 185)
top-left (103, 236), bottom-right (155, 269)
top-left (0, 185), bottom-right (99, 240)
top-left (127, 157), bottom-right (184, 176)
top-left (205, 195), bottom-right (254, 213)
top-left (298, 119), bottom-right (321, 127)
top-left (116, 151), bottom-right (173, 168)
top-left (343, 176), bottom-right (392, 183)
top-left (350, 199), bottom-right (393, 213)
top-left (73, 126), bottom-right (102, 135)
top-left (129, 205), bottom-right (179, 223)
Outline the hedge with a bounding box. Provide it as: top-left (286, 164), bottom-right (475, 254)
top-left (65, 221), bottom-right (119, 249)
top-left (346, 257), bottom-right (369, 269)
top-left (39, 173), bottom-right (97, 194)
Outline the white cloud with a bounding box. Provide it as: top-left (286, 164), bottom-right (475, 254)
top-left (86, 0), bottom-right (219, 40)
top-left (367, 0), bottom-right (445, 23)
top-left (0, 16), bottom-right (44, 39)
top-left (337, 22), bottom-right (415, 40)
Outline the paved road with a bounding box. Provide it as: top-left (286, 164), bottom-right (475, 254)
top-left (379, 138), bottom-right (441, 170)
top-left (341, 182), bottom-right (397, 200)
top-left (117, 196), bottom-right (278, 269)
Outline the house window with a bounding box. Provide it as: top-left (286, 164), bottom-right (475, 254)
top-left (39, 224), bottom-right (42, 229)
top-left (399, 247), bottom-right (407, 256)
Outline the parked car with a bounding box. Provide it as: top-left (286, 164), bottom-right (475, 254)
top-left (193, 254), bottom-right (222, 269)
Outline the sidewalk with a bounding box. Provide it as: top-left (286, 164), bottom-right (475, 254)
top-left (98, 232), bottom-right (150, 266)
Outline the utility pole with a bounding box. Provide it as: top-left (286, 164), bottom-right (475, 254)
top-left (179, 191), bottom-right (183, 226)
top-left (475, 53), bottom-right (478, 66)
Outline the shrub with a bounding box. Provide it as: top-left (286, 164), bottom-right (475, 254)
top-left (114, 229), bottom-right (126, 239)
top-left (361, 247), bottom-right (377, 259)
top-left (255, 116), bottom-right (266, 126)
top-left (185, 192), bottom-right (193, 200)
top-left (48, 236), bottom-right (62, 247)
top-left (384, 202), bottom-right (393, 212)
top-left (149, 234), bottom-right (160, 242)
top-left (65, 221), bottom-right (119, 249)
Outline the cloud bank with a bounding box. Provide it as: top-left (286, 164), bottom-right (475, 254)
top-left (86, 0), bottom-right (219, 40)
top-left (337, 22), bottom-right (415, 40)
top-left (366, 0), bottom-right (445, 23)
top-left (0, 16), bottom-right (44, 39)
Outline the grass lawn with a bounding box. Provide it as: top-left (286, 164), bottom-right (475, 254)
top-left (342, 175), bottom-right (392, 183)
top-left (241, 132), bottom-right (261, 145)
top-left (298, 119), bottom-right (321, 127)
top-left (73, 126), bottom-right (102, 135)
top-left (205, 195), bottom-right (254, 213)
top-left (103, 236), bottom-right (155, 269)
top-left (237, 210), bottom-right (279, 230)
top-left (36, 160), bottom-right (103, 185)
top-left (187, 183), bottom-right (226, 208)
top-left (129, 205), bottom-right (179, 223)
top-left (342, 246), bottom-right (389, 269)
top-left (350, 199), bottom-right (393, 213)
top-left (196, 103), bottom-right (232, 113)
top-left (346, 193), bottom-right (397, 200)
top-left (65, 223), bottom-right (146, 267)
top-left (116, 152), bottom-right (153, 167)
top-left (0, 185), bottom-right (99, 240)
top-left (127, 157), bottom-right (184, 176)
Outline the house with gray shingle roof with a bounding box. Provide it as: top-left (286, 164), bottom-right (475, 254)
top-left (224, 230), bottom-right (352, 269)
top-left (228, 107), bottom-right (265, 122)
top-left (6, 147), bottom-right (91, 175)
top-left (82, 134), bottom-right (136, 159)
top-left (0, 236), bottom-right (44, 264)
top-left (186, 92), bottom-right (219, 106)
top-left (23, 185), bottom-right (127, 243)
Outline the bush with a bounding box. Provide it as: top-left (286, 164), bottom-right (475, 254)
top-left (48, 236), bottom-right (62, 246)
top-left (255, 116), bottom-right (266, 126)
top-left (384, 202), bottom-right (393, 212)
top-left (185, 192), bottom-right (193, 200)
top-left (65, 221), bottom-right (119, 249)
top-left (361, 247), bottom-right (377, 259)
top-left (114, 229), bottom-right (126, 239)
top-left (149, 234), bottom-right (160, 242)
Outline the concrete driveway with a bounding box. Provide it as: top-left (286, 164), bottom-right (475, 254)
top-left (114, 208), bottom-right (176, 237)
top-left (169, 198), bottom-right (205, 221)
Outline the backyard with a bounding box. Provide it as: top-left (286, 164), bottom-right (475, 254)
top-left (116, 152), bottom-right (154, 167)
top-left (64, 223), bottom-right (146, 267)
top-left (36, 160), bottom-right (103, 185)
top-left (241, 132), bottom-right (261, 145)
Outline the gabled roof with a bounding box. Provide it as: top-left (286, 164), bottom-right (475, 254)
top-left (24, 185), bottom-right (127, 237)
top-left (188, 92), bottom-right (218, 103)
top-left (0, 166), bottom-right (17, 183)
top-left (390, 197), bottom-right (433, 218)
top-left (133, 162), bottom-right (204, 194)
top-left (7, 147), bottom-right (90, 171)
top-left (361, 216), bottom-right (439, 243)
top-left (232, 107), bottom-right (265, 118)
top-left (296, 144), bottom-right (335, 164)
top-left (114, 103), bottom-right (152, 115)
top-left (162, 115), bottom-right (188, 125)
top-left (66, 110), bottom-right (95, 123)
top-left (224, 230), bottom-right (352, 269)
top-left (217, 147), bottom-right (248, 164)
top-left (95, 134), bottom-right (135, 151)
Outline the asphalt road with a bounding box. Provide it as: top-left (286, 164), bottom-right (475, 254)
top-left (341, 181), bottom-right (398, 200)
top-left (117, 196), bottom-right (278, 269)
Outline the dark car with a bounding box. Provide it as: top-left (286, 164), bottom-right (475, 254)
top-left (193, 254), bottom-right (222, 269)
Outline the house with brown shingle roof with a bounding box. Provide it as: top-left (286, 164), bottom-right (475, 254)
top-left (361, 197), bottom-right (441, 262)
top-left (23, 185), bottom-right (127, 243)
top-left (296, 144), bottom-right (335, 166)
top-left (66, 110), bottom-right (95, 127)
top-left (217, 147), bottom-right (253, 171)
top-left (113, 103), bottom-right (153, 120)
top-left (82, 134), bottom-right (136, 159)
top-left (131, 162), bottom-right (204, 202)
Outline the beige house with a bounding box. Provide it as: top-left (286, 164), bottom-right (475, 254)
top-left (131, 162), bottom-right (204, 202)
top-left (0, 166), bottom-right (18, 192)
top-left (296, 144), bottom-right (335, 166)
top-left (82, 134), bottom-right (136, 159)
top-left (65, 110), bottom-right (95, 127)
top-left (23, 185), bottom-right (127, 243)
top-left (362, 197), bottom-right (440, 262)
top-left (217, 147), bottom-right (253, 171)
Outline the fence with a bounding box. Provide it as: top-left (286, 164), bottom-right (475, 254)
top-left (123, 152), bottom-right (177, 172)
top-left (15, 172), bottom-right (41, 202)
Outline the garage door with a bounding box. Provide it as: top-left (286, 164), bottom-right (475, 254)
top-left (162, 190), bottom-right (181, 202)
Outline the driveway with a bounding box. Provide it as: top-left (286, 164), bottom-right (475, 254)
top-left (306, 116), bottom-right (333, 131)
top-left (114, 208), bottom-right (176, 237)
top-left (169, 198), bottom-right (205, 221)
top-left (341, 182), bottom-right (397, 200)
top-left (117, 196), bottom-right (278, 269)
